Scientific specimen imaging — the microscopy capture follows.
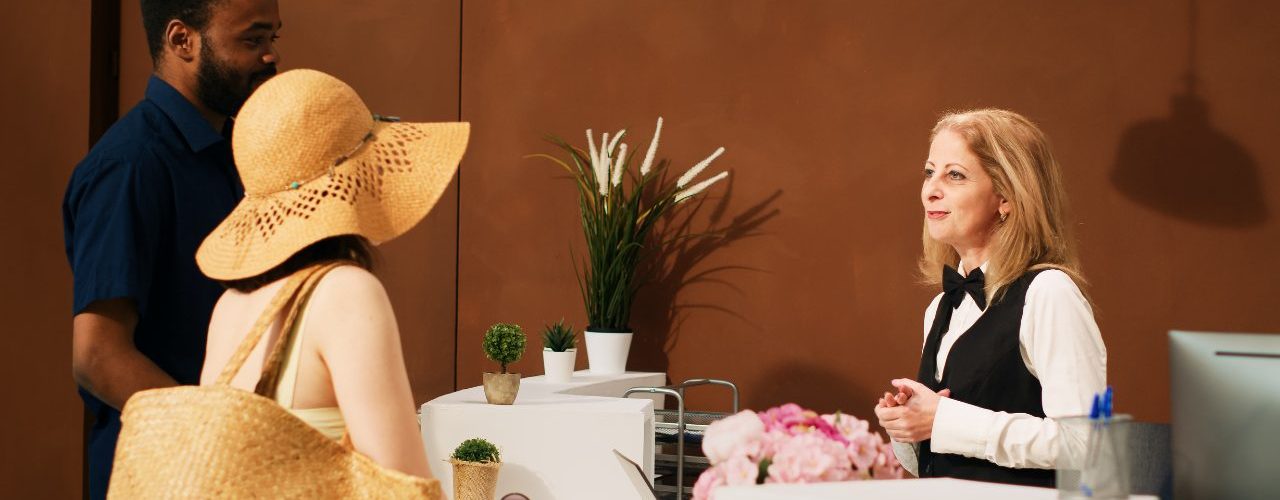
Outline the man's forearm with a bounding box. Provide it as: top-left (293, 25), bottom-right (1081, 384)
top-left (74, 345), bottom-right (177, 411)
top-left (72, 299), bottom-right (179, 411)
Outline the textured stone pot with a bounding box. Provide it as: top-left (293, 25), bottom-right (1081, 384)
top-left (482, 372), bottom-right (521, 405)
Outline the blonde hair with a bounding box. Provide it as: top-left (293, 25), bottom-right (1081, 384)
top-left (918, 109), bottom-right (1087, 304)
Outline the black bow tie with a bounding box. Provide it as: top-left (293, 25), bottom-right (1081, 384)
top-left (943, 265), bottom-right (987, 310)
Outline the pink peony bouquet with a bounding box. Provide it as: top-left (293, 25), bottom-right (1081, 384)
top-left (692, 403), bottom-right (902, 499)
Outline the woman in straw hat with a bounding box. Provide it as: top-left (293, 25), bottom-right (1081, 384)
top-left (195, 69), bottom-right (468, 479)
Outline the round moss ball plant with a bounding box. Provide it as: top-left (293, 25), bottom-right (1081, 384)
top-left (452, 438), bottom-right (501, 464)
top-left (483, 323), bottom-right (527, 374)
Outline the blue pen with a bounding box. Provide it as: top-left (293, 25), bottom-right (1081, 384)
top-left (1103, 386), bottom-right (1114, 419)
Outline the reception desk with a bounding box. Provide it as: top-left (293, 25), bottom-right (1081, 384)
top-left (419, 371), bottom-right (665, 499)
top-left (717, 478), bottom-right (1159, 499)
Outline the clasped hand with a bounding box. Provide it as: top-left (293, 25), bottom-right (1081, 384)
top-left (874, 378), bottom-right (950, 443)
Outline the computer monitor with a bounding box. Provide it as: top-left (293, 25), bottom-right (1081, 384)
top-left (1169, 330), bottom-right (1280, 499)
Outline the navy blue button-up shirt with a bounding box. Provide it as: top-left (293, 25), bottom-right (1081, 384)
top-left (62, 75), bottom-right (243, 498)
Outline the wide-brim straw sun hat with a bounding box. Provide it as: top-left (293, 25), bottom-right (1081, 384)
top-left (197, 69), bottom-right (469, 280)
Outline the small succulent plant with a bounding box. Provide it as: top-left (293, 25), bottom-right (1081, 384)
top-left (542, 319), bottom-right (576, 352)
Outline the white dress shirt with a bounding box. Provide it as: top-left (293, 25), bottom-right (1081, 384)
top-left (892, 262), bottom-right (1107, 475)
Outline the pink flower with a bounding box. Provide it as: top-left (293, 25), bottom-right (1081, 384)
top-left (846, 432), bottom-right (884, 473)
top-left (820, 412), bottom-right (895, 474)
top-left (821, 412), bottom-right (870, 442)
top-left (759, 404), bottom-right (850, 445)
top-left (807, 414), bottom-right (851, 445)
top-left (757, 430), bottom-right (789, 459)
top-left (766, 433), bottom-right (852, 483)
top-left (759, 403), bottom-right (808, 434)
top-left (871, 441), bottom-right (905, 479)
top-left (704, 403), bottom-right (902, 488)
top-left (692, 466), bottom-right (726, 500)
top-left (720, 455), bottom-right (760, 486)
top-left (702, 410), bottom-right (765, 463)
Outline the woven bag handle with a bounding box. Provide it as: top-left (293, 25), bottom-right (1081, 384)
top-left (214, 262), bottom-right (345, 389)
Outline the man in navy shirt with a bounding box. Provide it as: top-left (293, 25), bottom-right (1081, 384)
top-left (63, 1), bottom-right (281, 497)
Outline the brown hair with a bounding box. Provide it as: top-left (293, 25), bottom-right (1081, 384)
top-left (217, 235), bottom-right (377, 293)
top-left (919, 109), bottom-right (1087, 304)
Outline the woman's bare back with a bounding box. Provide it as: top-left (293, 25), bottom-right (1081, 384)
top-left (200, 265), bottom-right (431, 477)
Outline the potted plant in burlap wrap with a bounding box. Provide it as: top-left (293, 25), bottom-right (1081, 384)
top-left (450, 438), bottom-right (500, 500)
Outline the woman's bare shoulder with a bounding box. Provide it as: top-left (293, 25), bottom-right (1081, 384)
top-left (310, 265), bottom-right (388, 304)
top-left (206, 288), bottom-right (249, 344)
top-left (305, 265), bottom-right (397, 341)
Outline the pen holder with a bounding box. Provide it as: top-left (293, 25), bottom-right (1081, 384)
top-left (1056, 414), bottom-right (1132, 499)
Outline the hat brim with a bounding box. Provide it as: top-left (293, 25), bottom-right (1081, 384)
top-left (197, 121), bottom-right (469, 281)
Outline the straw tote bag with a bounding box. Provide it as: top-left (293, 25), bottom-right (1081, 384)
top-left (108, 262), bottom-right (442, 498)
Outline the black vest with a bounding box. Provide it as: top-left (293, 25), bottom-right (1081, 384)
top-left (916, 269), bottom-right (1055, 487)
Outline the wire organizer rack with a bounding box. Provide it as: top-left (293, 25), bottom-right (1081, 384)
top-left (624, 379), bottom-right (739, 499)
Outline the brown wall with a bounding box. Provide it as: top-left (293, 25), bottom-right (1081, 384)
top-left (455, 0), bottom-right (1280, 423)
top-left (0, 1), bottom-right (90, 497)
top-left (5, 0), bottom-right (1280, 494)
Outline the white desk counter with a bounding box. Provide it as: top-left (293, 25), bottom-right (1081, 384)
top-left (420, 371), bottom-right (665, 499)
top-left (717, 477), bottom-right (1158, 500)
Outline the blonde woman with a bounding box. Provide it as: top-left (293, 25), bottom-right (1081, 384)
top-left (873, 109), bottom-right (1106, 486)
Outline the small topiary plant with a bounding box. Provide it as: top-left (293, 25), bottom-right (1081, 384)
top-left (542, 319), bottom-right (576, 352)
top-left (483, 323), bottom-right (526, 374)
top-left (452, 438), bottom-right (500, 464)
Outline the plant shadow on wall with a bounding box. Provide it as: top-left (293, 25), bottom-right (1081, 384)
top-left (629, 176), bottom-right (782, 375)
top-left (752, 360), bottom-right (870, 424)
top-left (1110, 0), bottom-right (1265, 228)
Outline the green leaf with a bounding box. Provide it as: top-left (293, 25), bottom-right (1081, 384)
top-left (541, 319), bottom-right (577, 352)
top-left (757, 458), bottom-right (772, 483)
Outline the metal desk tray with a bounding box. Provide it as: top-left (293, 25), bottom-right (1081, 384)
top-left (625, 378), bottom-right (739, 499)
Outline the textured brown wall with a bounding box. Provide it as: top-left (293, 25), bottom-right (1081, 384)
top-left (0, 1), bottom-right (90, 497)
top-left (6, 0), bottom-right (1280, 494)
top-left (115, 0), bottom-right (462, 403)
top-left (455, 0), bottom-right (1280, 423)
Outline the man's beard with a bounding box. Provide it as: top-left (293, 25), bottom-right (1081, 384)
top-left (195, 38), bottom-right (277, 117)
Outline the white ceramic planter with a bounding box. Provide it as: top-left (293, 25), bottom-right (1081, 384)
top-left (585, 330), bottom-right (633, 374)
top-left (542, 348), bottom-right (577, 383)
